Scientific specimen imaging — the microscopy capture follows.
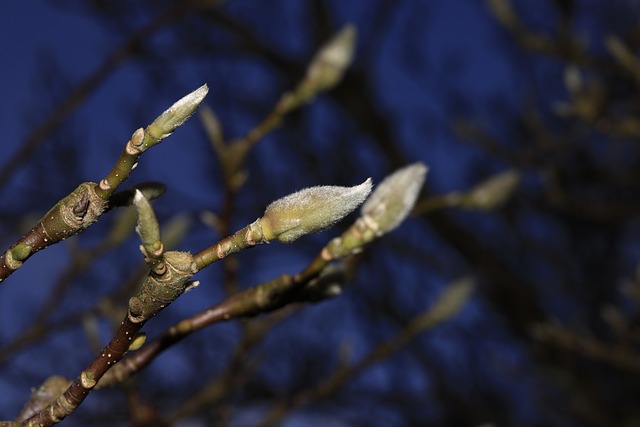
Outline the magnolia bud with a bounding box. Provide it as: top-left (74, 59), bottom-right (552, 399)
top-left (304, 25), bottom-right (356, 92)
top-left (133, 190), bottom-right (162, 259)
top-left (361, 163), bottom-right (427, 236)
top-left (461, 169), bottom-right (520, 210)
top-left (133, 190), bottom-right (160, 245)
top-left (261, 178), bottom-right (372, 243)
top-left (148, 84), bottom-right (209, 141)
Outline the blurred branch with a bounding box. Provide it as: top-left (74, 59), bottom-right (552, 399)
top-left (167, 309), bottom-right (295, 423)
top-left (258, 278), bottom-right (475, 427)
top-left (486, 0), bottom-right (586, 62)
top-left (532, 323), bottom-right (640, 373)
top-left (413, 169), bottom-right (520, 214)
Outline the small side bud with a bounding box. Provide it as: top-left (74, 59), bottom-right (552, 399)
top-left (10, 243), bottom-right (32, 262)
top-left (128, 333), bottom-right (147, 351)
top-left (460, 169), bottom-right (520, 210)
top-left (305, 25), bottom-right (356, 92)
top-left (133, 190), bottom-right (162, 259)
top-left (150, 84), bottom-right (209, 139)
top-left (261, 178), bottom-right (372, 243)
top-left (361, 163), bottom-right (427, 236)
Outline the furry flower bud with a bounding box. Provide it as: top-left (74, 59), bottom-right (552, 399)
top-left (261, 178), bottom-right (372, 243)
top-left (148, 84), bottom-right (209, 141)
top-left (461, 169), bottom-right (519, 210)
top-left (305, 25), bottom-right (356, 92)
top-left (361, 163), bottom-right (427, 236)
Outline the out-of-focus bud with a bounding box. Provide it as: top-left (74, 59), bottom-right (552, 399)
top-left (486, 0), bottom-right (521, 31)
top-left (460, 169), bottom-right (520, 210)
top-left (361, 163), bottom-right (427, 236)
top-left (148, 84), bottom-right (209, 141)
top-left (260, 178), bottom-right (372, 243)
top-left (128, 333), bottom-right (147, 351)
top-left (304, 25), bottom-right (356, 93)
top-left (16, 375), bottom-right (72, 422)
top-left (564, 66), bottom-right (583, 94)
top-left (605, 35), bottom-right (640, 74)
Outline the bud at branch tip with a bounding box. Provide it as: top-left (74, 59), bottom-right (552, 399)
top-left (361, 163), bottom-right (427, 236)
top-left (151, 84), bottom-right (209, 139)
top-left (261, 178), bottom-right (372, 243)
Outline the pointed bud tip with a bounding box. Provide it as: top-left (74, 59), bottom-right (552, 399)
top-left (191, 84), bottom-right (209, 103)
top-left (361, 162), bottom-right (428, 235)
top-left (151, 84), bottom-right (209, 138)
top-left (132, 189), bottom-right (145, 205)
top-left (171, 84), bottom-right (209, 116)
top-left (305, 25), bottom-right (357, 92)
top-left (261, 178), bottom-right (372, 243)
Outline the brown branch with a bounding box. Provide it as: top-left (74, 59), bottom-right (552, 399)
top-left (0, 212), bottom-right (189, 369)
top-left (97, 241), bottom-right (353, 388)
top-left (95, 273), bottom-right (309, 389)
top-left (21, 248), bottom-right (198, 426)
top-left (167, 309), bottom-right (295, 423)
top-left (532, 323), bottom-right (640, 373)
top-left (21, 316), bottom-right (144, 426)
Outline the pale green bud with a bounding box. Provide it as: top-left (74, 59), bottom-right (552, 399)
top-left (304, 25), bottom-right (356, 92)
top-left (148, 84), bottom-right (209, 141)
top-left (261, 178), bottom-right (372, 243)
top-left (133, 190), bottom-right (162, 258)
top-left (361, 163), bottom-right (427, 236)
top-left (461, 169), bottom-right (520, 210)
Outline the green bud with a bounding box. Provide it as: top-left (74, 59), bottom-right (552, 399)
top-left (128, 333), bottom-right (147, 351)
top-left (460, 169), bottom-right (520, 210)
top-left (261, 178), bottom-right (372, 243)
top-left (10, 243), bottom-right (32, 262)
top-left (361, 163), bottom-right (427, 236)
top-left (148, 84), bottom-right (209, 141)
top-left (304, 25), bottom-right (356, 92)
top-left (133, 190), bottom-right (162, 258)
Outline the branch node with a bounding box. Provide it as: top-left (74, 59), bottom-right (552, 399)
top-left (71, 192), bottom-right (90, 218)
top-left (131, 128), bottom-right (145, 147)
top-left (79, 371), bottom-right (96, 389)
top-left (99, 179), bottom-right (111, 191)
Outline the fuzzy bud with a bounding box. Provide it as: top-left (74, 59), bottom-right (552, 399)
top-left (133, 190), bottom-right (163, 260)
top-left (133, 190), bottom-right (160, 245)
top-left (304, 25), bottom-right (356, 92)
top-left (261, 178), bottom-right (372, 243)
top-left (361, 163), bottom-right (427, 236)
top-left (148, 84), bottom-right (209, 140)
top-left (461, 169), bottom-right (520, 210)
